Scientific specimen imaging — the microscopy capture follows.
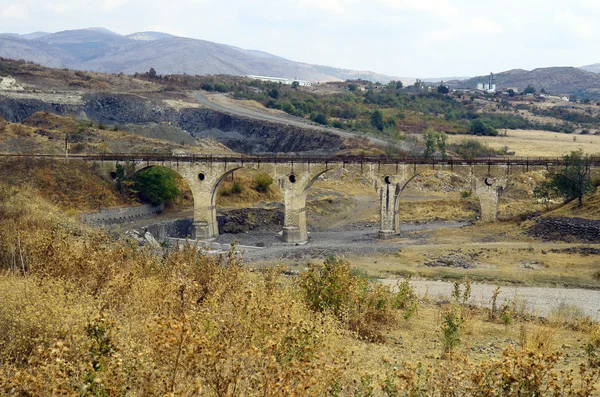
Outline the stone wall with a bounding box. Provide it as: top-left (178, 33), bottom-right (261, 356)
top-left (146, 218), bottom-right (194, 242)
top-left (529, 217), bottom-right (600, 242)
top-left (81, 203), bottom-right (164, 225)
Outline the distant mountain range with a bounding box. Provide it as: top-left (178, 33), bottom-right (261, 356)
top-left (0, 28), bottom-right (404, 83)
top-left (449, 67), bottom-right (600, 98)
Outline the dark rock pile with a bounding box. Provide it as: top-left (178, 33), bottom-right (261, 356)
top-left (528, 217), bottom-right (600, 242)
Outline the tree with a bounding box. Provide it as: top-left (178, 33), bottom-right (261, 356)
top-left (291, 81), bottom-right (300, 90)
top-left (423, 130), bottom-right (437, 158)
top-left (131, 167), bottom-right (180, 206)
top-left (310, 112), bottom-right (328, 125)
top-left (148, 68), bottom-right (157, 79)
top-left (268, 87), bottom-right (279, 99)
top-left (507, 89), bottom-right (515, 97)
top-left (469, 119), bottom-right (498, 136)
top-left (370, 110), bottom-right (384, 132)
top-left (437, 85), bottom-right (449, 94)
top-left (523, 85), bottom-right (536, 95)
top-left (533, 181), bottom-right (557, 210)
top-left (436, 131), bottom-right (448, 159)
top-left (423, 130), bottom-right (448, 159)
top-left (387, 80), bottom-right (403, 90)
top-left (548, 150), bottom-right (595, 207)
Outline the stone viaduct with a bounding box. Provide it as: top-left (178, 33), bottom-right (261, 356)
top-left (3, 154), bottom-right (590, 244)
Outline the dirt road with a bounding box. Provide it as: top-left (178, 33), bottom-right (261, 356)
top-left (381, 279), bottom-right (600, 319)
top-left (191, 92), bottom-right (391, 148)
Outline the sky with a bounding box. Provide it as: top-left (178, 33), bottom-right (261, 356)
top-left (1, 0), bottom-right (600, 78)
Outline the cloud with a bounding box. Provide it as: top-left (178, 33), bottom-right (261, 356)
top-left (472, 18), bottom-right (503, 34)
top-left (554, 9), bottom-right (596, 38)
top-left (1, 2), bottom-right (28, 18)
top-left (102, 0), bottom-right (127, 10)
top-left (375, 0), bottom-right (457, 17)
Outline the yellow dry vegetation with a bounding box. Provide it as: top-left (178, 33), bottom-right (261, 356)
top-left (0, 157), bottom-right (133, 211)
top-left (447, 129), bottom-right (600, 157)
top-left (1, 183), bottom-right (599, 395)
top-left (544, 187), bottom-right (600, 220)
top-left (347, 222), bottom-right (600, 289)
top-left (216, 171), bottom-right (283, 208)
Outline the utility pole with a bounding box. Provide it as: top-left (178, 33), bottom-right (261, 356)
top-left (65, 133), bottom-right (68, 158)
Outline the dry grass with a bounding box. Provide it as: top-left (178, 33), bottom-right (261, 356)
top-left (0, 157), bottom-right (133, 211)
top-left (1, 182), bottom-right (599, 395)
top-left (544, 187), bottom-right (600, 220)
top-left (347, 223), bottom-right (600, 288)
top-left (447, 129), bottom-right (600, 157)
top-left (216, 170), bottom-right (283, 208)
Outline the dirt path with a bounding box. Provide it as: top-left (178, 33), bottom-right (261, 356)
top-left (381, 279), bottom-right (600, 319)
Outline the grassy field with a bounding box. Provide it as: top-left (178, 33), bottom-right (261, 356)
top-left (447, 129), bottom-right (600, 157)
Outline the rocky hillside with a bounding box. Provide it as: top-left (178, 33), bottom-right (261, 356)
top-left (0, 28), bottom-right (401, 83)
top-left (450, 67), bottom-right (600, 98)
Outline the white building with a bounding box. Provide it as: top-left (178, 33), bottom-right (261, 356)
top-left (476, 83), bottom-right (496, 93)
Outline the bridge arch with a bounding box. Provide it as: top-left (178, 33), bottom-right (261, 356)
top-left (86, 155), bottom-right (539, 244)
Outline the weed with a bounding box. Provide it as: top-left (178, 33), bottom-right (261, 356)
top-left (440, 305), bottom-right (463, 354)
top-left (489, 286), bottom-right (501, 320)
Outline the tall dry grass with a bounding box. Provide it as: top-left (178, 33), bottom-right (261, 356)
top-left (1, 181), bottom-right (599, 396)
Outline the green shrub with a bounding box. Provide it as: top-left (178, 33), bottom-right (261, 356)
top-left (469, 119), bottom-right (498, 136)
top-left (253, 173), bottom-right (273, 193)
top-left (452, 139), bottom-right (498, 159)
top-left (310, 112), bottom-right (329, 126)
top-left (441, 306), bottom-right (463, 353)
top-left (231, 180), bottom-right (243, 195)
top-left (130, 167), bottom-right (180, 206)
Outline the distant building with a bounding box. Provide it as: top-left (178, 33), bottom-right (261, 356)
top-left (246, 75), bottom-right (312, 86)
top-left (476, 72), bottom-right (496, 93)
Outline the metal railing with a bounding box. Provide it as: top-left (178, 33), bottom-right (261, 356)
top-left (1, 152), bottom-right (599, 167)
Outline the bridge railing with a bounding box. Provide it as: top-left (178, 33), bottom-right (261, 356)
top-left (2, 152), bottom-right (600, 166)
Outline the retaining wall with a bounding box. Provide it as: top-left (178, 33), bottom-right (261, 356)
top-left (529, 217), bottom-right (600, 242)
top-left (81, 203), bottom-right (165, 225)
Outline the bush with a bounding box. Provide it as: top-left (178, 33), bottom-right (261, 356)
top-left (231, 179), bottom-right (243, 194)
top-left (130, 167), bottom-right (181, 206)
top-left (310, 112), bottom-right (329, 126)
top-left (441, 306), bottom-right (463, 353)
top-left (299, 256), bottom-right (417, 341)
top-left (452, 139), bottom-right (498, 159)
top-left (253, 173), bottom-right (273, 193)
top-left (469, 119), bottom-right (498, 136)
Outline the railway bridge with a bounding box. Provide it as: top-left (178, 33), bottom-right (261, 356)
top-left (4, 154), bottom-right (594, 244)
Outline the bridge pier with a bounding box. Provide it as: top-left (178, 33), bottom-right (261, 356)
top-left (278, 162), bottom-right (335, 244)
top-left (378, 177), bottom-right (402, 239)
top-left (473, 179), bottom-right (504, 222)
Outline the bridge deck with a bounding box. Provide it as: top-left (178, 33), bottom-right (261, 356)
top-left (1, 153), bottom-right (596, 166)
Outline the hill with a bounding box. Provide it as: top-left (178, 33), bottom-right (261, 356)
top-left (0, 28), bottom-right (404, 83)
top-left (450, 67), bottom-right (600, 98)
top-left (581, 63), bottom-right (600, 74)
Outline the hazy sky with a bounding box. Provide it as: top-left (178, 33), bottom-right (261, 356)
top-left (1, 0), bottom-right (599, 78)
